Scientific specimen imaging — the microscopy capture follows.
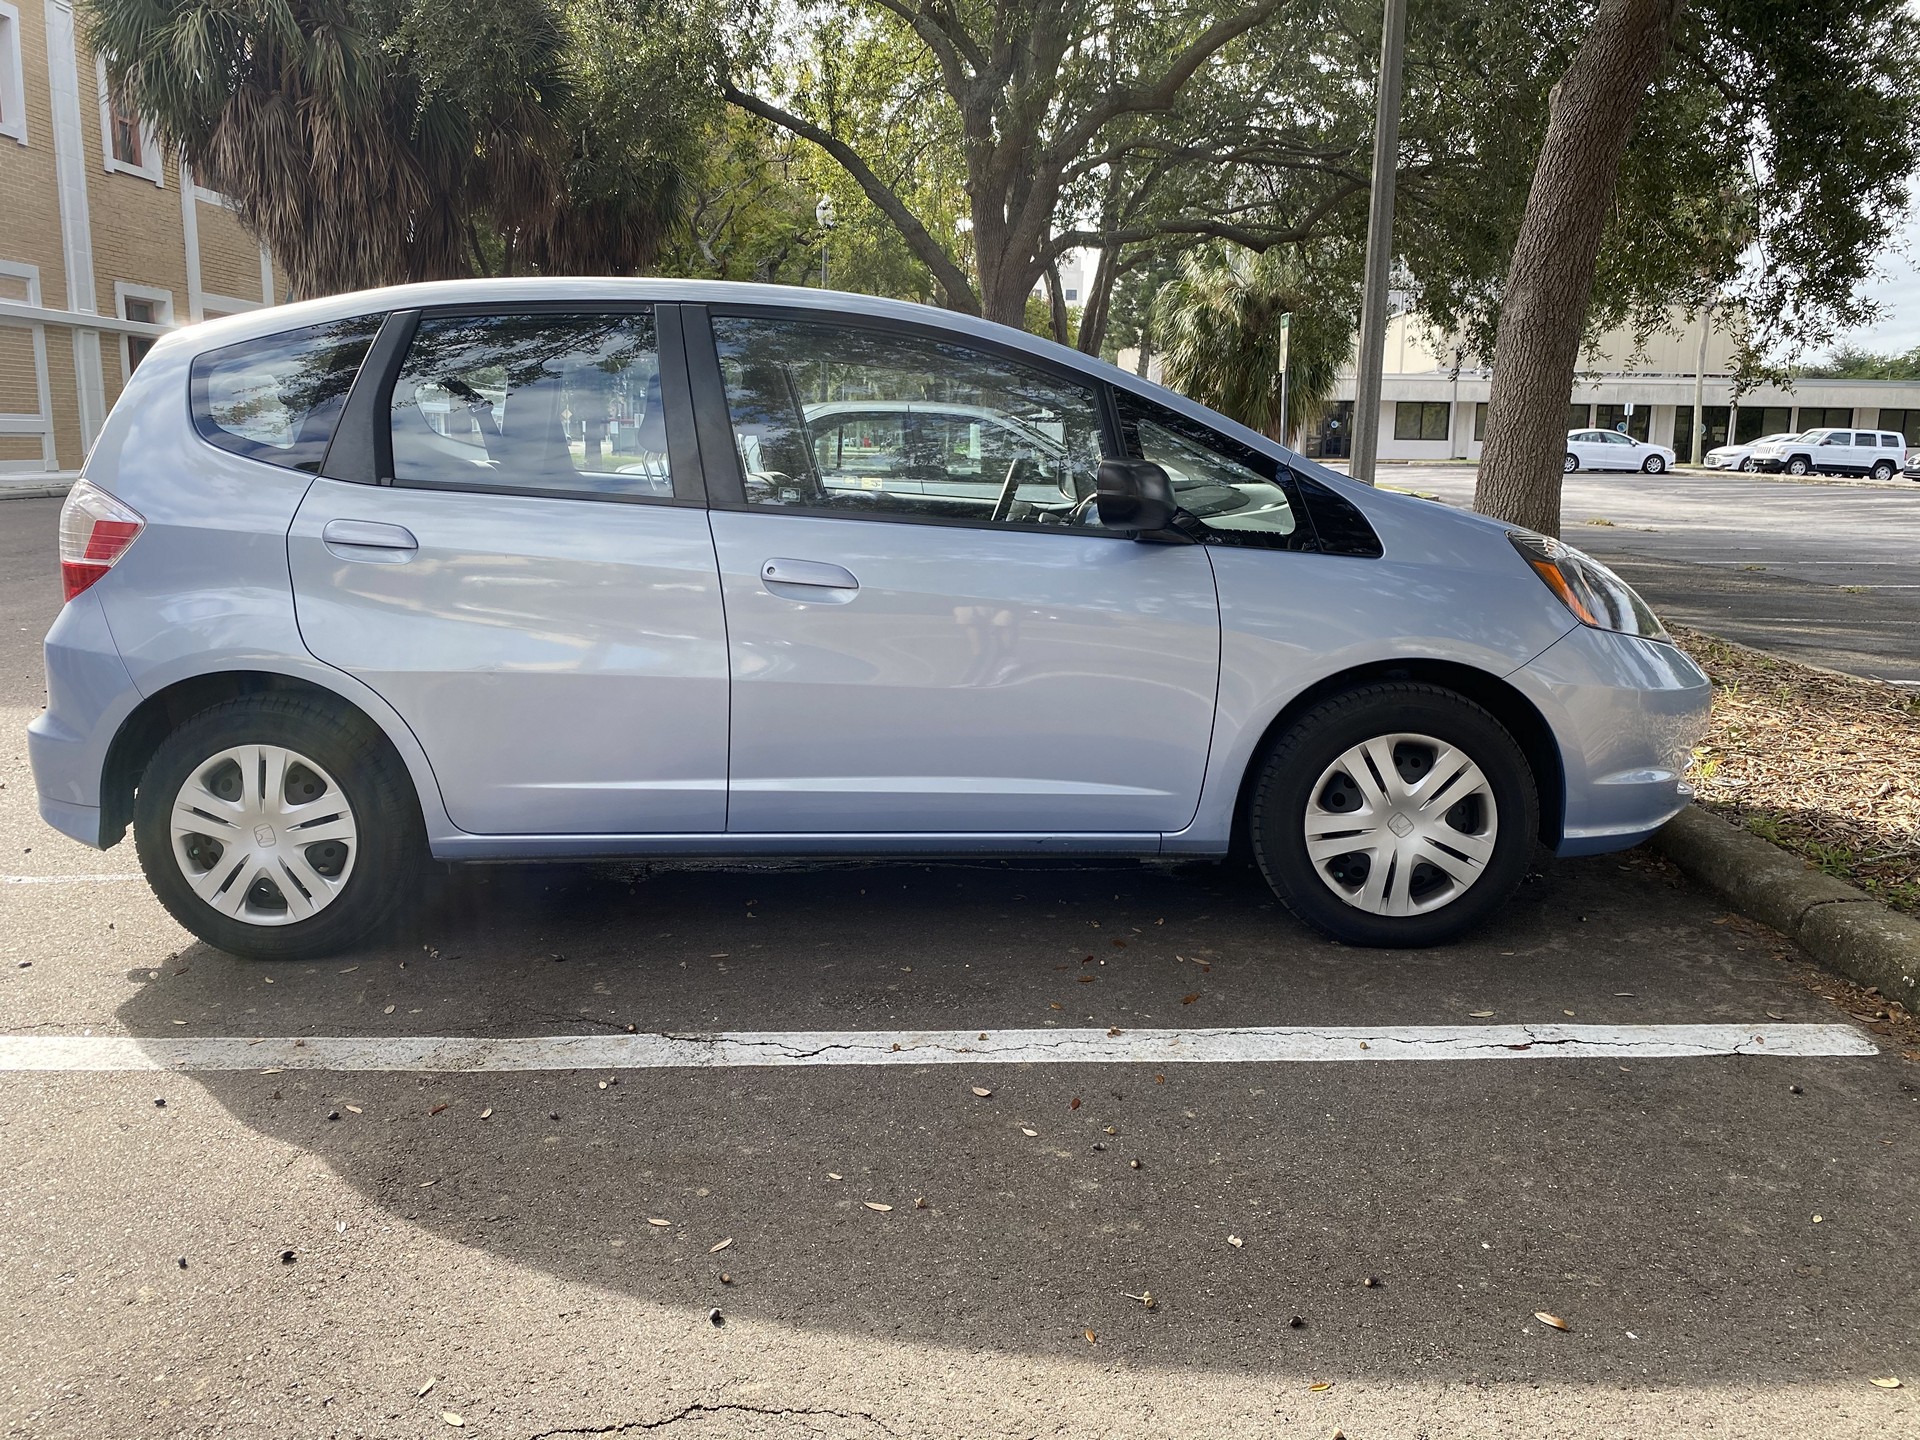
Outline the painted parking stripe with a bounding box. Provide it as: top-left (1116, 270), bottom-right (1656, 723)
top-left (0, 1023), bottom-right (1875, 1073)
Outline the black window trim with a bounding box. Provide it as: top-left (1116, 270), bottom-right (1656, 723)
top-left (326, 299), bottom-right (709, 509)
top-left (685, 302), bottom-right (1136, 540)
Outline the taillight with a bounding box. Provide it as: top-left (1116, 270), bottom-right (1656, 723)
top-left (58, 480), bottom-right (144, 602)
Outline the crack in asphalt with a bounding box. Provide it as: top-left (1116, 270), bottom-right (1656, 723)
top-left (528, 1401), bottom-right (900, 1438)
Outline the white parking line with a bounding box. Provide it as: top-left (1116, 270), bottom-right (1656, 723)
top-left (1, 873), bottom-right (144, 884)
top-left (0, 1023), bottom-right (1875, 1073)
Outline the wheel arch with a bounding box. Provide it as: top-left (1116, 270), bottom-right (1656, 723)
top-left (100, 671), bottom-right (429, 848)
top-left (1229, 659), bottom-right (1566, 852)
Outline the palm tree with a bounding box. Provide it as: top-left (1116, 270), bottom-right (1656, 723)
top-left (1154, 245), bottom-right (1354, 445)
top-left (85, 0), bottom-right (710, 297)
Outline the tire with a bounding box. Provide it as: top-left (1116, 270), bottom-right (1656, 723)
top-left (1872, 460), bottom-right (1896, 481)
top-left (1641, 454), bottom-right (1666, 474)
top-left (1786, 456), bottom-right (1811, 476)
top-left (1563, 453), bottom-right (1578, 474)
top-left (133, 693), bottom-right (425, 960)
top-left (1248, 684), bottom-right (1539, 948)
top-left (1737, 458), bottom-right (1754, 472)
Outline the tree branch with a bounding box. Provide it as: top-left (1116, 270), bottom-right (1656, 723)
top-left (722, 80), bottom-right (980, 312)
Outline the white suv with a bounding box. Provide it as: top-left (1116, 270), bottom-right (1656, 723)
top-left (1751, 428), bottom-right (1907, 479)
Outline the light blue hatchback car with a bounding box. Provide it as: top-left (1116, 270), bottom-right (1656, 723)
top-left (30, 279), bottom-right (1710, 959)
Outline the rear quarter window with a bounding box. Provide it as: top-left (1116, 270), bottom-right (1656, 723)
top-left (189, 315), bottom-right (385, 472)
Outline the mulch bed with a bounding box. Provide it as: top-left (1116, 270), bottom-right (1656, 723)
top-left (1671, 624), bottom-right (1920, 916)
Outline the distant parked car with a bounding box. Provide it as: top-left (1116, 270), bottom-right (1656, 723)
top-left (30, 278), bottom-right (1710, 960)
top-left (1750, 428), bottom-right (1907, 479)
top-left (1904, 449), bottom-right (1920, 482)
top-left (1703, 433), bottom-right (1793, 471)
top-left (1564, 429), bottom-right (1676, 474)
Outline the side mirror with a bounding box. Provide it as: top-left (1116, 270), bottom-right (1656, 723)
top-left (1095, 459), bottom-right (1178, 532)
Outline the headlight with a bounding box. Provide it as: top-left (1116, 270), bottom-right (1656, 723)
top-left (1509, 532), bottom-right (1668, 640)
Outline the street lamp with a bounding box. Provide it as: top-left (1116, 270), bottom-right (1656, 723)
top-left (815, 194), bottom-right (837, 289)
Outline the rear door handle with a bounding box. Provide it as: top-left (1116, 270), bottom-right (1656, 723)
top-left (322, 519), bottom-right (418, 563)
top-left (762, 558), bottom-right (859, 590)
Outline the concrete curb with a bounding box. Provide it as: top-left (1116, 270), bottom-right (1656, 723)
top-left (0, 483), bottom-right (74, 502)
top-left (1651, 803), bottom-right (1920, 1008)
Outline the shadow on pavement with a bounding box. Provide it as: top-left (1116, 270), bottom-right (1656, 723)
top-left (112, 853), bottom-right (1920, 1385)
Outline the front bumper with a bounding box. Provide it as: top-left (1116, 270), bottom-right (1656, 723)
top-left (1509, 625), bottom-right (1712, 857)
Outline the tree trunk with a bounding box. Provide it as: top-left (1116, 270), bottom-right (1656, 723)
top-left (1473, 0), bottom-right (1687, 536)
top-left (1044, 263), bottom-right (1071, 344)
top-left (1077, 247), bottom-right (1120, 356)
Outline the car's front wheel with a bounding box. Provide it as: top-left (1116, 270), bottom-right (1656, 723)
top-left (1786, 456), bottom-right (1811, 476)
top-left (1641, 454), bottom-right (1666, 474)
top-left (1738, 457), bottom-right (1754, 471)
top-left (1249, 684), bottom-right (1539, 947)
top-left (1562, 453), bottom-right (1578, 474)
top-left (133, 694), bottom-right (425, 960)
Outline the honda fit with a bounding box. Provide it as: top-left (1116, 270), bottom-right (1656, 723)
top-left (30, 279), bottom-right (1710, 959)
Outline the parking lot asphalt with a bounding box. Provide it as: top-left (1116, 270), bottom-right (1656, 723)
top-left (1366, 465), bottom-right (1920, 685)
top-left (2, 496), bottom-right (1918, 1439)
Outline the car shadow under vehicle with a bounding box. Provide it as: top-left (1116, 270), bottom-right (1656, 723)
top-left (110, 853), bottom-right (1920, 1386)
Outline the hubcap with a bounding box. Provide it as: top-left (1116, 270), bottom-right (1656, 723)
top-left (170, 744), bottom-right (357, 927)
top-left (1303, 733), bottom-right (1498, 918)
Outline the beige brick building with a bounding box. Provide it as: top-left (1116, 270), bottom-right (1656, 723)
top-left (0, 0), bottom-right (283, 480)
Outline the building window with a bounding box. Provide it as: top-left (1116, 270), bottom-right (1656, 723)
top-left (1734, 406), bottom-right (1792, 444)
top-left (1392, 401), bottom-right (1449, 442)
top-left (1474, 402), bottom-right (1487, 441)
top-left (123, 297), bottom-right (156, 372)
top-left (1674, 405), bottom-right (1731, 457)
top-left (1874, 408), bottom-right (1920, 442)
top-left (1593, 404), bottom-right (1650, 442)
top-left (1794, 406), bottom-right (1852, 432)
top-left (0, 3), bottom-right (26, 146)
top-left (114, 286), bottom-right (173, 385)
top-left (1568, 403), bottom-right (1591, 432)
top-left (96, 58), bottom-right (163, 183)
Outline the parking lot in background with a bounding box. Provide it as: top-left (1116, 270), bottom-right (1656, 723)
top-left (2, 494), bottom-right (1917, 1438)
top-left (1372, 463), bottom-right (1920, 684)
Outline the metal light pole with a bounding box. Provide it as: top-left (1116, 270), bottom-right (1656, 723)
top-left (1691, 303), bottom-right (1711, 465)
top-left (1347, 0), bottom-right (1409, 486)
top-left (815, 194), bottom-right (837, 288)
top-left (1275, 312), bottom-right (1293, 448)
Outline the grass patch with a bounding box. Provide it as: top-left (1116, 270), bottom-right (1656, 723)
top-left (1673, 624), bottom-right (1920, 915)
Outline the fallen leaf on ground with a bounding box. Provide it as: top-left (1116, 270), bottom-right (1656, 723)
top-left (1182, 993), bottom-right (1200, 1005)
top-left (1227, 1235), bottom-right (1244, 1248)
top-left (418, 1380), bottom-right (434, 1397)
top-left (646, 1217), bottom-right (671, 1227)
top-left (710, 1238), bottom-right (733, 1253)
top-left (1021, 1128), bottom-right (1038, 1137)
top-left (1469, 1010), bottom-right (1495, 1018)
top-left (971, 1086), bottom-right (993, 1098)
top-left (1535, 1312), bottom-right (1570, 1331)
top-left (1084, 1329), bottom-right (1098, 1344)
top-left (441, 1413), bottom-right (463, 1428)
top-left (344, 1105), bottom-right (362, 1115)
top-left (418, 1179), bottom-right (437, 1188)
top-left (429, 1104), bottom-right (448, 1116)
top-left (1309, 1381), bottom-right (1333, 1392)
top-left (1869, 1377), bottom-right (1902, 1388)
top-left (382, 1005), bottom-right (395, 1015)
top-left (1070, 1097), bottom-right (1081, 1110)
top-left (1077, 975), bottom-right (1095, 984)
top-left (1123, 1291), bottom-right (1156, 1309)
top-left (864, 1201), bottom-right (893, 1212)
top-left (479, 1107), bottom-right (493, 1119)
top-left (827, 1172), bottom-right (842, 1180)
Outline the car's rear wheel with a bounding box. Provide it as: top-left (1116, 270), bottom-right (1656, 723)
top-left (1786, 456), bottom-right (1811, 476)
top-left (1641, 454), bottom-right (1666, 474)
top-left (133, 694), bottom-right (425, 960)
top-left (1562, 453), bottom-right (1578, 474)
top-left (1872, 459), bottom-right (1896, 481)
top-left (1248, 684), bottom-right (1539, 947)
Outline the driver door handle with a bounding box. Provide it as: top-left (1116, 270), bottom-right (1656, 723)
top-left (762, 558), bottom-right (859, 590)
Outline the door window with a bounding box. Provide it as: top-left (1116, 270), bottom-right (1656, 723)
top-left (710, 315), bottom-right (1103, 525)
top-left (1114, 391), bottom-right (1308, 546)
top-left (389, 311), bottom-right (674, 499)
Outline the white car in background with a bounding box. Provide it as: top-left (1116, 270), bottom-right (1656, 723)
top-left (1565, 428), bottom-right (1676, 474)
top-left (1703, 433), bottom-right (1793, 471)
top-left (1751, 427), bottom-right (1908, 479)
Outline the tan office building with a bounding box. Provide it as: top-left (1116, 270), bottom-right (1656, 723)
top-left (1, 0), bottom-right (283, 482)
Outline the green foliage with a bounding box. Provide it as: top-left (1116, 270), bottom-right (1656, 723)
top-left (85, 0), bottom-right (716, 295)
top-left (1799, 343), bottom-right (1920, 381)
top-left (1398, 0), bottom-right (1920, 378)
top-left (1153, 245), bottom-right (1356, 441)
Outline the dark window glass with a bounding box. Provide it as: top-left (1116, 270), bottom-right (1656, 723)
top-left (712, 316), bottom-right (1103, 526)
top-left (389, 312), bottom-right (671, 499)
top-left (1568, 403), bottom-right (1591, 432)
top-left (1593, 404), bottom-right (1650, 441)
top-left (1674, 405), bottom-right (1731, 456)
top-left (1796, 406), bottom-right (1852, 431)
top-left (1734, 406), bottom-right (1793, 443)
top-left (1875, 409), bottom-right (1919, 442)
top-left (190, 315), bottom-right (384, 472)
top-left (1392, 401), bottom-right (1448, 441)
top-left (1474, 401), bottom-right (1487, 441)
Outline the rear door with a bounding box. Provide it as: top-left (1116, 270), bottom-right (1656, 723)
top-left (687, 307), bottom-right (1220, 836)
top-left (288, 304), bottom-right (730, 835)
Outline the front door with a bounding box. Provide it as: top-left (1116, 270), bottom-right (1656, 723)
top-left (692, 310), bottom-right (1221, 835)
top-left (289, 306), bottom-right (730, 835)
